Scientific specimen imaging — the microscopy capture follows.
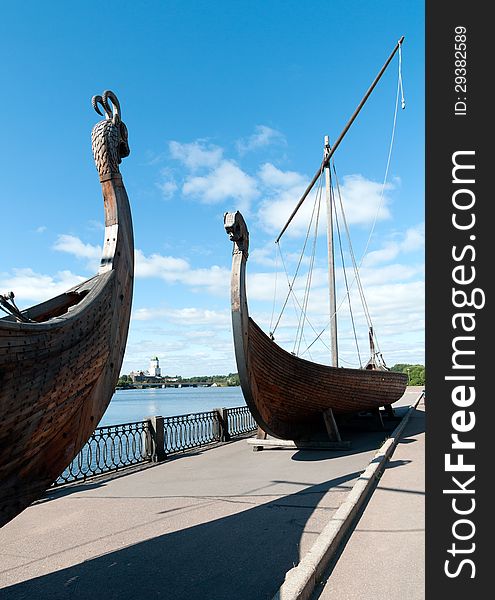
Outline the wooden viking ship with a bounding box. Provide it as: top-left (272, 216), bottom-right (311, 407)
top-left (224, 39), bottom-right (408, 443)
top-left (0, 91), bottom-right (134, 527)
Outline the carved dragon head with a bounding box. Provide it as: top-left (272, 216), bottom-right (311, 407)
top-left (91, 90), bottom-right (130, 179)
top-left (224, 211), bottom-right (249, 256)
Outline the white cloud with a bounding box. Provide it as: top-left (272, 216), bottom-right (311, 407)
top-left (135, 250), bottom-right (190, 280)
top-left (402, 222), bottom-right (425, 252)
top-left (0, 268), bottom-right (86, 306)
top-left (257, 185), bottom-right (316, 238)
top-left (135, 249), bottom-right (230, 296)
top-left (359, 263), bottom-right (424, 287)
top-left (167, 138), bottom-right (260, 212)
top-left (52, 234), bottom-right (102, 271)
top-left (257, 170), bottom-right (394, 237)
top-left (156, 179), bottom-right (178, 199)
top-left (53, 234), bottom-right (101, 260)
top-left (87, 220), bottom-right (105, 231)
top-left (133, 306), bottom-right (229, 327)
top-left (237, 125), bottom-right (286, 154)
top-left (36, 225), bottom-right (47, 234)
top-left (331, 174), bottom-right (393, 226)
top-left (249, 243), bottom-right (280, 267)
top-left (182, 160), bottom-right (259, 212)
top-left (258, 162), bottom-right (305, 188)
top-left (169, 140), bottom-right (223, 170)
top-left (363, 223), bottom-right (424, 267)
top-left (45, 236), bottom-right (231, 297)
top-left (121, 308), bottom-right (236, 376)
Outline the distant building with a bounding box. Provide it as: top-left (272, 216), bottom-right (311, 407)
top-left (149, 356), bottom-right (161, 377)
top-left (128, 357), bottom-right (163, 383)
top-left (128, 370), bottom-right (146, 383)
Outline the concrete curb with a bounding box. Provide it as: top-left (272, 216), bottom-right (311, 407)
top-left (272, 391), bottom-right (425, 600)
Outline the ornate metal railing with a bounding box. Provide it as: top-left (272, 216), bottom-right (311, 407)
top-left (54, 406), bottom-right (256, 486)
top-left (226, 406), bottom-right (257, 436)
top-left (55, 420), bottom-right (152, 485)
top-left (164, 410), bottom-right (219, 454)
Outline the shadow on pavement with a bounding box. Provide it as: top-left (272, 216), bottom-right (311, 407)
top-left (0, 471), bottom-right (361, 600)
top-left (291, 406), bottom-right (425, 463)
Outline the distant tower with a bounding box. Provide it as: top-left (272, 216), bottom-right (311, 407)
top-left (149, 356), bottom-right (161, 377)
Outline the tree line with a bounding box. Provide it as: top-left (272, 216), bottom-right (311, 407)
top-left (117, 373), bottom-right (240, 387)
top-left (118, 366), bottom-right (424, 388)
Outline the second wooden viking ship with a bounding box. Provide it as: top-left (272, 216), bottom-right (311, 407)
top-left (0, 90), bottom-right (134, 527)
top-left (224, 212), bottom-right (407, 442)
top-left (224, 39), bottom-right (408, 442)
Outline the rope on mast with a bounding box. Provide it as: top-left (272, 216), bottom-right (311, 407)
top-left (275, 36), bottom-right (405, 243)
top-left (294, 181), bottom-right (323, 356)
top-left (359, 42), bottom-right (406, 269)
top-left (270, 37), bottom-right (406, 365)
top-left (270, 178), bottom-right (321, 338)
top-left (332, 173), bottom-right (363, 367)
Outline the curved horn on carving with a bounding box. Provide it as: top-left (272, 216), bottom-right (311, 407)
top-left (102, 90), bottom-right (121, 120)
top-left (92, 95), bottom-right (112, 119)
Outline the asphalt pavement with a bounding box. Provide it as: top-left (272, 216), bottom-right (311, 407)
top-left (0, 387), bottom-right (423, 600)
top-left (313, 396), bottom-right (425, 599)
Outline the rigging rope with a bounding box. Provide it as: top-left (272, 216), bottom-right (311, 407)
top-left (271, 44), bottom-right (405, 365)
top-left (277, 239), bottom-right (333, 356)
top-left (294, 180), bottom-right (323, 356)
top-left (398, 42), bottom-right (406, 110)
top-left (268, 249), bottom-right (279, 336)
top-left (332, 174), bottom-right (363, 367)
top-left (355, 44), bottom-right (406, 359)
top-left (360, 44), bottom-right (405, 268)
top-left (334, 166), bottom-right (374, 332)
top-left (300, 162), bottom-right (376, 361)
top-left (271, 169), bottom-right (323, 337)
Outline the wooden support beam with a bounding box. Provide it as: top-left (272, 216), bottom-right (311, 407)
top-left (372, 408), bottom-right (385, 430)
top-left (322, 408), bottom-right (342, 442)
top-left (383, 404), bottom-right (396, 418)
top-left (247, 438), bottom-right (351, 450)
top-left (252, 426), bottom-right (268, 451)
top-left (256, 426), bottom-right (268, 440)
top-left (250, 412), bottom-right (351, 451)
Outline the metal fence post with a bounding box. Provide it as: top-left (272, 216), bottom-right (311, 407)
top-left (147, 415), bottom-right (167, 462)
top-left (222, 408), bottom-right (231, 441)
top-left (214, 408), bottom-right (231, 442)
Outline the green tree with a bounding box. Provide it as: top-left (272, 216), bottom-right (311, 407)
top-left (117, 374), bottom-right (131, 387)
top-left (390, 364), bottom-right (425, 386)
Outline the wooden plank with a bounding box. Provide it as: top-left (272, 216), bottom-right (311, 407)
top-left (247, 438), bottom-right (351, 450)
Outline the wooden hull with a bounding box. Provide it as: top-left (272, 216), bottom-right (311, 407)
top-left (225, 211), bottom-right (408, 441)
top-left (245, 317), bottom-right (407, 440)
top-left (0, 158), bottom-right (133, 523)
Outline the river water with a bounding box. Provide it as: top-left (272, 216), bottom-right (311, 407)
top-left (98, 386), bottom-right (246, 427)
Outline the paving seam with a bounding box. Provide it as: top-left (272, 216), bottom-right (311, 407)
top-left (272, 390), bottom-right (425, 600)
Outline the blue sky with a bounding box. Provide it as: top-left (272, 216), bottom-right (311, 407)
top-left (0, 1), bottom-right (424, 376)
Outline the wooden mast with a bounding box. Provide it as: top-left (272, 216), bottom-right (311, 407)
top-left (324, 135), bottom-right (338, 367)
